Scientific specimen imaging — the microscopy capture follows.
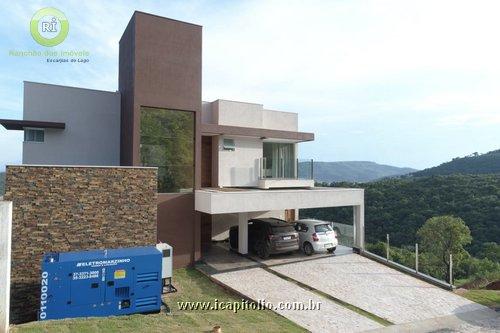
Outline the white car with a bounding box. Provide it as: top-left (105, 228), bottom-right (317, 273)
top-left (294, 219), bottom-right (338, 255)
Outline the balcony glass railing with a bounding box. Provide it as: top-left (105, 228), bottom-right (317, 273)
top-left (297, 158), bottom-right (314, 180)
top-left (259, 157), bottom-right (313, 180)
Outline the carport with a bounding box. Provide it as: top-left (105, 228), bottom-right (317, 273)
top-left (195, 187), bottom-right (365, 255)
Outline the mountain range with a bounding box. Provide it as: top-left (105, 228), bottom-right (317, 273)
top-left (1, 149), bottom-right (498, 194)
top-left (302, 161), bottom-right (417, 183)
top-left (411, 149), bottom-right (500, 177)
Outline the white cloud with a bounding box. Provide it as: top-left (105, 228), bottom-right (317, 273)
top-left (0, 0), bottom-right (499, 169)
top-left (0, 131), bottom-right (22, 171)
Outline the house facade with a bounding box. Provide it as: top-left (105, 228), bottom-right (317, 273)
top-left (0, 11), bottom-right (365, 268)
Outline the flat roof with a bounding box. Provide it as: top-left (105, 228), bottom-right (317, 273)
top-left (195, 187), bottom-right (364, 214)
top-left (134, 10), bottom-right (202, 27)
top-left (201, 123), bottom-right (314, 142)
top-left (198, 187), bottom-right (364, 194)
top-left (0, 119), bottom-right (65, 131)
top-left (24, 81), bottom-right (120, 95)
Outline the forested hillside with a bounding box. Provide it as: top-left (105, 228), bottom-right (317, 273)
top-left (302, 174), bottom-right (500, 256)
top-left (412, 149), bottom-right (500, 176)
top-left (300, 161), bottom-right (416, 183)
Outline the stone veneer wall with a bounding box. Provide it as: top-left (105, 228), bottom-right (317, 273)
top-left (3, 165), bottom-right (157, 323)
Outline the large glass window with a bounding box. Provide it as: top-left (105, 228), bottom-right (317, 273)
top-left (140, 107), bottom-right (194, 193)
top-left (262, 142), bottom-right (295, 178)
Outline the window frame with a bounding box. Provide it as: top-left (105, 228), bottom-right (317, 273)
top-left (222, 138), bottom-right (235, 151)
top-left (24, 127), bottom-right (45, 143)
top-left (139, 106), bottom-right (196, 194)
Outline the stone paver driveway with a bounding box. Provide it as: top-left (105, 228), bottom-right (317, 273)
top-left (201, 245), bottom-right (383, 332)
top-left (271, 253), bottom-right (486, 325)
top-left (200, 245), bottom-right (498, 332)
top-left (212, 267), bottom-right (383, 333)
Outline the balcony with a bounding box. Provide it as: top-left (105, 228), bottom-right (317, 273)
top-left (258, 157), bottom-right (314, 189)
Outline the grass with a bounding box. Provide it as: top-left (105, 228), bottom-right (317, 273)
top-left (460, 289), bottom-right (500, 309)
top-left (11, 268), bottom-right (306, 333)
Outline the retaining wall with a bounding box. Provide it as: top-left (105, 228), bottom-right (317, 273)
top-left (3, 165), bottom-right (157, 323)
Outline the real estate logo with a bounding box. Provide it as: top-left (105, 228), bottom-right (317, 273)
top-left (30, 7), bottom-right (69, 47)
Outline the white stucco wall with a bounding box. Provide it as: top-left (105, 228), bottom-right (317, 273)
top-left (216, 100), bottom-right (263, 128)
top-left (206, 100), bottom-right (298, 131)
top-left (262, 109), bottom-right (298, 131)
top-left (23, 82), bottom-right (121, 166)
top-left (202, 101), bottom-right (213, 124)
top-left (0, 201), bottom-right (12, 333)
top-left (197, 188), bottom-right (365, 249)
top-left (218, 136), bottom-right (262, 187)
top-left (196, 188), bottom-right (364, 215)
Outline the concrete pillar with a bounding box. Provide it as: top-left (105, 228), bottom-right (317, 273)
top-left (238, 212), bottom-right (248, 254)
top-left (353, 204), bottom-right (365, 250)
top-left (0, 201), bottom-right (13, 332)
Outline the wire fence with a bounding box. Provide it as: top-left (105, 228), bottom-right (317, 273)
top-left (364, 234), bottom-right (454, 287)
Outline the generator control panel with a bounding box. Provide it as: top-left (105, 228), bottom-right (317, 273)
top-left (39, 246), bottom-right (163, 320)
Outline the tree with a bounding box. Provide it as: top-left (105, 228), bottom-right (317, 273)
top-left (478, 242), bottom-right (500, 263)
top-left (417, 216), bottom-right (472, 283)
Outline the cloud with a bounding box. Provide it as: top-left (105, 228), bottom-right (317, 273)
top-left (0, 0), bottom-right (499, 170)
top-left (0, 131), bottom-right (22, 171)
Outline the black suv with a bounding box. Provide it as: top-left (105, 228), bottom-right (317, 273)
top-left (229, 218), bottom-right (299, 258)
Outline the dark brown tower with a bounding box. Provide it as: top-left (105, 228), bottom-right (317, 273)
top-left (119, 12), bottom-right (202, 267)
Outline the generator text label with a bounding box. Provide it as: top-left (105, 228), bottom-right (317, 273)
top-left (39, 271), bottom-right (49, 320)
top-left (76, 258), bottom-right (130, 268)
top-left (73, 270), bottom-right (99, 280)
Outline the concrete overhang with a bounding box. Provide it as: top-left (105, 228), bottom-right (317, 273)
top-left (201, 123), bottom-right (314, 142)
top-left (195, 187), bottom-right (364, 214)
top-left (0, 119), bottom-right (65, 131)
top-left (257, 178), bottom-right (314, 189)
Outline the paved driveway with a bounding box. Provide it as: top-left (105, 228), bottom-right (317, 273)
top-left (200, 245), bottom-right (383, 332)
top-left (200, 245), bottom-right (498, 332)
top-left (271, 253), bottom-right (486, 325)
top-left (212, 267), bottom-right (383, 333)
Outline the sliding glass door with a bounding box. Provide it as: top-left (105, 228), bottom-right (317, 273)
top-left (262, 142), bottom-right (295, 179)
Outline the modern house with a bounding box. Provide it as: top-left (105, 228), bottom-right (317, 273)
top-left (0, 11), bottom-right (365, 268)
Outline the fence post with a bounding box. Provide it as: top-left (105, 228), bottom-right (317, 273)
top-left (1, 201), bottom-right (13, 333)
top-left (259, 157), bottom-right (262, 179)
top-left (415, 243), bottom-right (419, 273)
top-left (310, 159), bottom-right (314, 180)
top-left (386, 234), bottom-right (390, 261)
top-left (449, 253), bottom-right (453, 287)
top-left (296, 158), bottom-right (299, 179)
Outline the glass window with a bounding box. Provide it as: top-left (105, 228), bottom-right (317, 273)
top-left (295, 223), bottom-right (308, 232)
top-left (272, 225), bottom-right (296, 233)
top-left (24, 128), bottom-right (44, 142)
top-left (263, 142), bottom-right (295, 178)
top-left (314, 224), bottom-right (333, 233)
top-left (223, 138), bottom-right (235, 151)
top-left (140, 107), bottom-right (194, 193)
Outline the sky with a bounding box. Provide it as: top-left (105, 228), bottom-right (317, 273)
top-left (1, 0), bottom-right (500, 171)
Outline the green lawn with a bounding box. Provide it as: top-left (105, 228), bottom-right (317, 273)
top-left (11, 268), bottom-right (305, 333)
top-left (461, 289), bottom-right (500, 309)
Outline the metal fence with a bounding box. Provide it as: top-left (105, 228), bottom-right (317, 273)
top-left (365, 233), bottom-right (454, 288)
